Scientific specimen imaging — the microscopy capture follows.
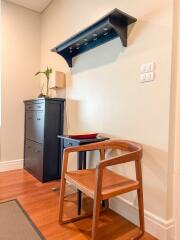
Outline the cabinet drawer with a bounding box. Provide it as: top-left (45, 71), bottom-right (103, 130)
top-left (25, 111), bottom-right (44, 143)
top-left (25, 103), bottom-right (44, 111)
top-left (63, 139), bottom-right (78, 148)
top-left (24, 140), bottom-right (43, 181)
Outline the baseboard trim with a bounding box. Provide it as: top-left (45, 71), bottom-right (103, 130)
top-left (0, 159), bottom-right (24, 172)
top-left (110, 196), bottom-right (174, 240)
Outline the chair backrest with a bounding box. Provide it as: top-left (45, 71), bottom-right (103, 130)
top-left (96, 141), bottom-right (143, 178)
top-left (101, 140), bottom-right (142, 152)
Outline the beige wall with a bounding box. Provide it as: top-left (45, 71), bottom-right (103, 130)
top-left (41, 0), bottom-right (174, 222)
top-left (1, 1), bottom-right (41, 162)
top-left (173, 0), bottom-right (180, 238)
top-left (174, 0), bottom-right (180, 176)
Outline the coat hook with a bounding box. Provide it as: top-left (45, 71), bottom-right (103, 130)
top-left (103, 32), bottom-right (108, 36)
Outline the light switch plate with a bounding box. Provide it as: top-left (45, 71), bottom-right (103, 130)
top-left (140, 62), bottom-right (155, 83)
top-left (149, 62), bottom-right (154, 72)
top-left (140, 72), bottom-right (154, 83)
top-left (140, 62), bottom-right (155, 73)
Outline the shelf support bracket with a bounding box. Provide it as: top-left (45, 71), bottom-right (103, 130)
top-left (110, 18), bottom-right (128, 47)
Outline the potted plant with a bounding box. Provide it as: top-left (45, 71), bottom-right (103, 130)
top-left (35, 67), bottom-right (52, 98)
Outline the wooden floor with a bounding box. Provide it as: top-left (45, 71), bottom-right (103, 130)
top-left (0, 170), bottom-right (157, 240)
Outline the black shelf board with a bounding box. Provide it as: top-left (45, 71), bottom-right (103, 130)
top-left (51, 8), bottom-right (137, 67)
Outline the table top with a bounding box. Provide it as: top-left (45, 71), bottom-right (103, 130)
top-left (58, 135), bottom-right (109, 145)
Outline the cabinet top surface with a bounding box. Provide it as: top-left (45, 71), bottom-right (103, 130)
top-left (24, 98), bottom-right (66, 103)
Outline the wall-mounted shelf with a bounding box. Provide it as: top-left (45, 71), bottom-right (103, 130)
top-left (51, 8), bottom-right (137, 67)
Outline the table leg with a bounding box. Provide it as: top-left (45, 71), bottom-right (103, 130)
top-left (82, 152), bottom-right (86, 169)
top-left (77, 151), bottom-right (86, 215)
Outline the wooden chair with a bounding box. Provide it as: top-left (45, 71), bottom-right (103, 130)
top-left (59, 140), bottom-right (144, 240)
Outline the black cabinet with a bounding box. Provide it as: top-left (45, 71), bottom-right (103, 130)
top-left (24, 98), bottom-right (65, 182)
top-left (25, 111), bottom-right (44, 143)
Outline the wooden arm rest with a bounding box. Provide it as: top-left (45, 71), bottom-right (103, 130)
top-left (64, 140), bottom-right (142, 154)
top-left (64, 141), bottom-right (109, 154)
top-left (61, 142), bottom-right (108, 174)
top-left (98, 151), bottom-right (142, 168)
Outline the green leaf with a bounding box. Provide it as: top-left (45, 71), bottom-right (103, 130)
top-left (35, 71), bottom-right (44, 76)
top-left (34, 66), bottom-right (52, 80)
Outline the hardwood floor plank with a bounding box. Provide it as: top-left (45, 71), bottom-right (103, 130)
top-left (0, 169), bottom-right (157, 240)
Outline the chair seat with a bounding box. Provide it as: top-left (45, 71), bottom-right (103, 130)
top-left (65, 168), bottom-right (139, 200)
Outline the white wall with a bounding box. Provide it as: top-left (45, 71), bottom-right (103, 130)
top-left (1, 1), bottom-right (41, 162)
top-left (41, 0), bottom-right (173, 224)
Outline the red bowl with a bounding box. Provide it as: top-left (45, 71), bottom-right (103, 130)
top-left (68, 133), bottom-right (98, 139)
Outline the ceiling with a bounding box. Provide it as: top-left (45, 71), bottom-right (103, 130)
top-left (6, 0), bottom-right (53, 13)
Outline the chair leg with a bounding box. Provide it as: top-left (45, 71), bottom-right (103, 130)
top-left (137, 187), bottom-right (145, 236)
top-left (92, 197), bottom-right (101, 240)
top-left (59, 177), bottom-right (66, 224)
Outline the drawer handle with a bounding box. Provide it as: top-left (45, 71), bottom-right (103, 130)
top-left (67, 142), bottom-right (72, 147)
top-left (28, 106), bottom-right (32, 109)
top-left (37, 118), bottom-right (41, 120)
top-left (37, 106), bottom-right (41, 108)
top-left (35, 150), bottom-right (40, 153)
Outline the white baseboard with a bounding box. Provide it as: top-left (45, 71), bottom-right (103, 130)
top-left (110, 196), bottom-right (174, 240)
top-left (0, 159), bottom-right (24, 172)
